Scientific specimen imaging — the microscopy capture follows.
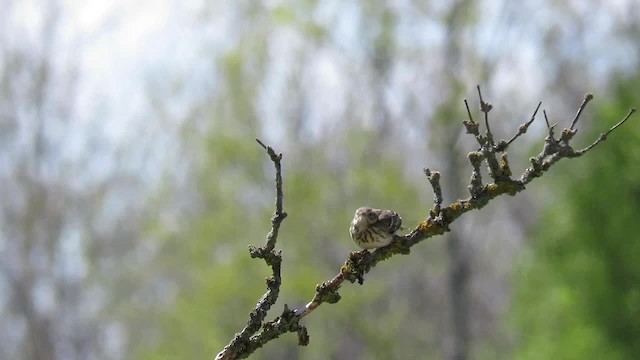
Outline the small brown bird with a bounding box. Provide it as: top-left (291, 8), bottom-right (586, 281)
top-left (349, 207), bottom-right (403, 250)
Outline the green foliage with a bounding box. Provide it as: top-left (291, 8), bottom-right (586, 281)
top-left (134, 135), bottom-right (272, 359)
top-left (511, 80), bottom-right (640, 360)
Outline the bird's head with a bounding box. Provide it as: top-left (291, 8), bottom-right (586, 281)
top-left (352, 207), bottom-right (379, 230)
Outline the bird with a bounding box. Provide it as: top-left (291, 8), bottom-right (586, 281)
top-left (349, 207), bottom-right (403, 250)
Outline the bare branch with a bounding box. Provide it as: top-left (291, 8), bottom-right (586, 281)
top-left (470, 87), bottom-right (503, 181)
top-left (254, 139), bottom-right (286, 252)
top-left (520, 99), bottom-right (634, 184)
top-left (215, 93), bottom-right (636, 359)
top-left (504, 101), bottom-right (542, 148)
top-left (215, 139), bottom-right (296, 360)
top-left (570, 93), bottom-right (594, 130)
top-left (424, 168), bottom-right (443, 216)
top-left (464, 99), bottom-right (474, 125)
top-left (575, 108), bottom-right (636, 156)
top-left (462, 99), bottom-right (481, 141)
top-left (476, 85), bottom-right (494, 145)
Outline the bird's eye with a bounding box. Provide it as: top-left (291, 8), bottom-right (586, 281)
top-left (367, 212), bottom-right (377, 221)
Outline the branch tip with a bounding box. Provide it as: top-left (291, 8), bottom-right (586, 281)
top-left (570, 93), bottom-right (594, 130)
top-left (464, 99), bottom-right (474, 123)
top-left (605, 107), bottom-right (636, 135)
top-left (543, 110), bottom-right (550, 128)
top-left (505, 101), bottom-right (543, 147)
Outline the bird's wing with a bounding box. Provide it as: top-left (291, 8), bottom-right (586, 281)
top-left (377, 210), bottom-right (403, 233)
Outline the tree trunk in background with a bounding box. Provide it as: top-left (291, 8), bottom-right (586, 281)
top-left (447, 232), bottom-right (470, 360)
top-left (442, 1), bottom-right (474, 359)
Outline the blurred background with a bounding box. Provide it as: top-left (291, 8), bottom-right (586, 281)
top-left (1, 1), bottom-right (639, 359)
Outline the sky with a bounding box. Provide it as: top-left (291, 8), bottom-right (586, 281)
top-left (36, 0), bottom-right (213, 185)
top-left (9, 0), bottom-right (638, 181)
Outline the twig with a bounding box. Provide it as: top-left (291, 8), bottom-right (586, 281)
top-left (424, 168), bottom-right (443, 216)
top-left (254, 139), bottom-right (286, 252)
top-left (462, 98), bottom-right (482, 144)
top-left (477, 85), bottom-right (494, 145)
top-left (505, 101), bottom-right (542, 147)
top-left (464, 99), bottom-right (474, 125)
top-left (575, 108), bottom-right (636, 155)
top-left (215, 139), bottom-right (294, 360)
top-left (570, 93), bottom-right (594, 130)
